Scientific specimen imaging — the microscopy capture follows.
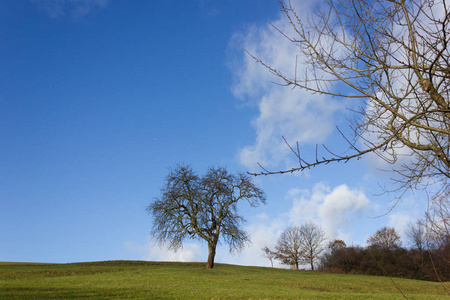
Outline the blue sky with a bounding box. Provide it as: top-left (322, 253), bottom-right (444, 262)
top-left (1, 0), bottom-right (426, 267)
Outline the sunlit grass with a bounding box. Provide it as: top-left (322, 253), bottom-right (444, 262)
top-left (1, 261), bottom-right (448, 299)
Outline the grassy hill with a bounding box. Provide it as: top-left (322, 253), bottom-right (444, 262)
top-left (1, 260), bottom-right (448, 299)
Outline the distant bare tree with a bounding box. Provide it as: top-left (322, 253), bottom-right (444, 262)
top-left (300, 222), bottom-right (327, 271)
top-left (273, 222), bottom-right (327, 270)
top-left (147, 164), bottom-right (266, 269)
top-left (248, 0), bottom-right (450, 206)
top-left (413, 202), bottom-right (449, 289)
top-left (274, 226), bottom-right (304, 270)
top-left (406, 220), bottom-right (426, 251)
top-left (262, 246), bottom-right (277, 268)
top-left (367, 227), bottom-right (402, 250)
top-left (425, 193), bottom-right (450, 252)
top-left (425, 194), bottom-right (450, 290)
top-left (328, 239), bottom-right (347, 253)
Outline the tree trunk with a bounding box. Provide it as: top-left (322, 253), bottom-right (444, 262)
top-left (310, 259), bottom-right (314, 271)
top-left (206, 243), bottom-right (216, 269)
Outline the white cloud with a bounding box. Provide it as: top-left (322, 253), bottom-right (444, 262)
top-left (219, 213), bottom-right (285, 268)
top-left (229, 2), bottom-right (343, 172)
top-left (33, 0), bottom-right (108, 18)
top-left (287, 183), bottom-right (371, 242)
top-left (287, 185), bottom-right (325, 225)
top-left (125, 240), bottom-right (205, 263)
top-left (237, 88), bottom-right (339, 171)
top-left (388, 212), bottom-right (414, 245)
top-left (386, 195), bottom-right (424, 242)
top-left (318, 185), bottom-right (370, 240)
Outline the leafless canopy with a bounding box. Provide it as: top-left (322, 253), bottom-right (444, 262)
top-left (300, 222), bottom-right (327, 270)
top-left (367, 226), bottom-right (402, 249)
top-left (328, 239), bottom-right (347, 252)
top-left (274, 226), bottom-right (304, 270)
top-left (425, 191), bottom-right (450, 250)
top-left (406, 220), bottom-right (426, 251)
top-left (147, 164), bottom-right (266, 269)
top-left (272, 222), bottom-right (327, 270)
top-left (261, 246), bottom-right (277, 268)
top-left (249, 0), bottom-right (450, 201)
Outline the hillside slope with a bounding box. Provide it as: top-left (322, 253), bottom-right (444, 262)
top-left (1, 261), bottom-right (448, 299)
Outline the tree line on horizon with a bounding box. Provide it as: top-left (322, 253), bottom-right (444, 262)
top-left (262, 223), bottom-right (449, 282)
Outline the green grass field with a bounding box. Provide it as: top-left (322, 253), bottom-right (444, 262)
top-left (1, 260), bottom-right (448, 299)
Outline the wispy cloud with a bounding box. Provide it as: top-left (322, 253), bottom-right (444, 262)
top-left (287, 183), bottom-right (371, 242)
top-left (32, 0), bottom-right (108, 19)
top-left (229, 1), bottom-right (342, 172)
top-left (387, 195), bottom-right (423, 241)
top-left (219, 213), bottom-right (286, 267)
top-left (125, 240), bottom-right (205, 263)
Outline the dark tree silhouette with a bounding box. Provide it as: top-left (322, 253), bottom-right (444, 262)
top-left (147, 164), bottom-right (266, 269)
top-left (328, 240), bottom-right (347, 252)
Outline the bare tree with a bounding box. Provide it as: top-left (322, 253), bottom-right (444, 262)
top-left (273, 222), bottom-right (327, 270)
top-left (328, 239), bottom-right (347, 253)
top-left (147, 164), bottom-right (266, 269)
top-left (300, 222), bottom-right (327, 271)
top-left (248, 0), bottom-right (450, 205)
top-left (274, 226), bottom-right (304, 270)
top-left (425, 192), bottom-right (450, 254)
top-left (262, 246), bottom-right (277, 268)
top-left (406, 220), bottom-right (426, 251)
top-left (424, 194), bottom-right (450, 289)
top-left (367, 227), bottom-right (402, 250)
